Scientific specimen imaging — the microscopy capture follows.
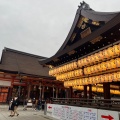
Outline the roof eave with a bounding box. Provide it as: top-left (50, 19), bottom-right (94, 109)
top-left (41, 13), bottom-right (120, 65)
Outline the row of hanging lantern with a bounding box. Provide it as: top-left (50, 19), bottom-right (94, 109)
top-left (78, 44), bottom-right (120, 68)
top-left (56, 57), bottom-right (120, 81)
top-left (56, 69), bottom-right (83, 81)
top-left (49, 62), bottom-right (77, 76)
top-left (72, 86), bottom-right (120, 94)
top-left (49, 44), bottom-right (120, 76)
top-left (64, 71), bottom-right (120, 87)
top-left (73, 86), bottom-right (103, 93)
top-left (84, 58), bottom-right (120, 75)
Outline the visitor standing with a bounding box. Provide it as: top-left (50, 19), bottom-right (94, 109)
top-left (9, 98), bottom-right (14, 117)
top-left (13, 97), bottom-right (19, 116)
top-left (23, 98), bottom-right (28, 110)
top-left (32, 98), bottom-right (36, 110)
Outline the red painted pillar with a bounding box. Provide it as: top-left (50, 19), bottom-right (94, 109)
top-left (8, 87), bottom-right (13, 101)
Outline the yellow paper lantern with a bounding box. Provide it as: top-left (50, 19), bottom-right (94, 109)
top-left (109, 59), bottom-right (116, 69)
top-left (115, 58), bottom-right (120, 68)
top-left (90, 54), bottom-right (95, 63)
top-left (83, 58), bottom-right (87, 66)
top-left (106, 61), bottom-right (111, 70)
top-left (104, 74), bottom-right (109, 82)
top-left (74, 70), bottom-right (79, 77)
top-left (100, 62), bottom-right (107, 71)
top-left (86, 56), bottom-right (91, 64)
top-left (107, 47), bottom-right (114, 58)
top-left (73, 62), bottom-right (77, 69)
top-left (113, 45), bottom-right (120, 56)
top-left (98, 51), bottom-right (104, 60)
top-left (84, 78), bottom-right (88, 85)
top-left (112, 73), bottom-right (118, 81)
top-left (93, 65), bottom-right (98, 73)
top-left (100, 75), bottom-right (105, 83)
top-left (89, 77), bottom-right (93, 84)
top-left (117, 72), bottom-right (120, 81)
top-left (78, 60), bottom-right (82, 68)
top-left (108, 74), bottom-right (113, 82)
top-left (80, 59), bottom-right (84, 67)
top-left (84, 68), bottom-right (87, 75)
top-left (94, 53), bottom-right (100, 62)
top-left (94, 76), bottom-right (99, 83)
top-left (102, 49), bottom-right (108, 59)
top-left (90, 66), bottom-right (94, 74)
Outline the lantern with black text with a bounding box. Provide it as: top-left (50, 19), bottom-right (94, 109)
top-left (107, 47), bottom-right (114, 58)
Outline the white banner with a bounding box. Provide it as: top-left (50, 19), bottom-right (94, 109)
top-left (47, 104), bottom-right (120, 120)
top-left (47, 104), bottom-right (53, 117)
top-left (52, 104), bottom-right (97, 120)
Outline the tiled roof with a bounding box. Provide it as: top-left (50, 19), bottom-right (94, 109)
top-left (0, 48), bottom-right (53, 79)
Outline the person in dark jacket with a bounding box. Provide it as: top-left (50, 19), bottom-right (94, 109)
top-left (23, 98), bottom-right (28, 110)
top-left (37, 99), bottom-right (41, 110)
top-left (9, 97), bottom-right (16, 117)
top-left (9, 98), bottom-right (14, 117)
top-left (13, 97), bottom-right (19, 116)
top-left (32, 98), bottom-right (36, 110)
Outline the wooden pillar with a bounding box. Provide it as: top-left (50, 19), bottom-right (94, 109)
top-left (42, 86), bottom-right (44, 100)
top-left (27, 83), bottom-right (31, 99)
top-left (84, 85), bottom-right (87, 99)
top-left (65, 89), bottom-right (68, 98)
top-left (8, 87), bottom-right (13, 101)
top-left (89, 84), bottom-right (92, 99)
top-left (103, 83), bottom-right (110, 99)
top-left (69, 87), bottom-right (73, 98)
top-left (56, 88), bottom-right (58, 98)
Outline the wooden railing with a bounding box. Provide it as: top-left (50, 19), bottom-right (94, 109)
top-left (52, 98), bottom-right (120, 111)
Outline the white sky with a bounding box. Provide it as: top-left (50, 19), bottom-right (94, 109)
top-left (0, 0), bottom-right (120, 58)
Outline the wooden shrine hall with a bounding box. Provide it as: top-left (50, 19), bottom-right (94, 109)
top-left (41, 1), bottom-right (120, 101)
top-left (0, 48), bottom-right (65, 103)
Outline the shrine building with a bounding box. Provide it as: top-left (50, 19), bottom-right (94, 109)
top-left (0, 48), bottom-right (64, 103)
top-left (41, 2), bottom-right (120, 100)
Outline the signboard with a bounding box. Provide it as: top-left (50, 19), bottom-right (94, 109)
top-left (27, 102), bottom-right (32, 106)
top-left (98, 109), bottom-right (119, 120)
top-left (52, 104), bottom-right (97, 120)
top-left (47, 104), bottom-right (53, 117)
top-left (80, 27), bottom-right (91, 38)
top-left (0, 80), bottom-right (11, 86)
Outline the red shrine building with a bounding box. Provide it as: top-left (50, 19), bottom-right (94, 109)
top-left (0, 48), bottom-right (64, 103)
top-left (41, 2), bottom-right (120, 100)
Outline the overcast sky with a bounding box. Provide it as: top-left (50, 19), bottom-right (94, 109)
top-left (0, 0), bottom-right (120, 58)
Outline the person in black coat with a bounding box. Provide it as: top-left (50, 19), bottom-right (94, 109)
top-left (10, 98), bottom-right (16, 117)
top-left (37, 99), bottom-right (41, 110)
top-left (9, 98), bottom-right (15, 117)
top-left (13, 97), bottom-right (19, 116)
top-left (10, 97), bottom-right (19, 117)
top-left (23, 99), bottom-right (28, 110)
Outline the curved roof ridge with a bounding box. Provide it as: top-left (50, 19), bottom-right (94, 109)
top-left (54, 2), bottom-right (119, 54)
top-left (85, 10), bottom-right (119, 15)
top-left (4, 47), bottom-right (47, 59)
top-left (81, 9), bottom-right (119, 21)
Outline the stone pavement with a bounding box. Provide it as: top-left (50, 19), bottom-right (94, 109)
top-left (0, 105), bottom-right (57, 120)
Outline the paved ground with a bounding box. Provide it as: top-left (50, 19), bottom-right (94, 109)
top-left (0, 105), bottom-right (57, 120)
